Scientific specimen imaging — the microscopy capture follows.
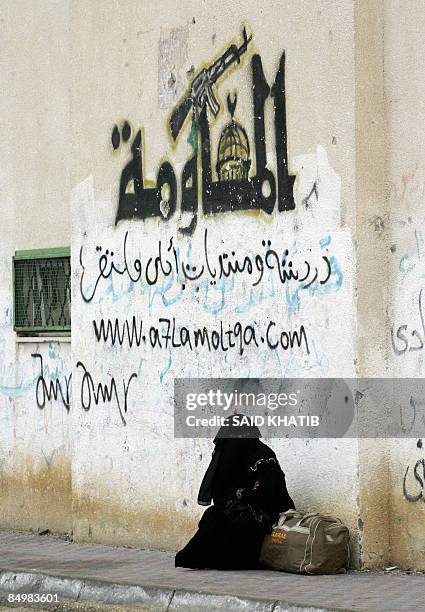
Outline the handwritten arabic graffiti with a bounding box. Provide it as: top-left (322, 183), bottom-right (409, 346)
top-left (32, 353), bottom-right (72, 412)
top-left (114, 28), bottom-right (296, 234)
top-left (112, 121), bottom-right (132, 151)
top-left (400, 396), bottom-right (425, 434)
top-left (404, 459), bottom-right (425, 502)
top-left (79, 230), bottom-right (331, 304)
top-left (391, 288), bottom-right (425, 355)
top-left (403, 441), bottom-right (425, 503)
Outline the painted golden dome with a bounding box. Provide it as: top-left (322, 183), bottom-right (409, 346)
top-left (216, 119), bottom-right (251, 182)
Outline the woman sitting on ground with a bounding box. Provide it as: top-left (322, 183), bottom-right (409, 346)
top-left (175, 415), bottom-right (295, 570)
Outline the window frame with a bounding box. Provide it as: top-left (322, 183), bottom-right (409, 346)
top-left (13, 247), bottom-right (71, 336)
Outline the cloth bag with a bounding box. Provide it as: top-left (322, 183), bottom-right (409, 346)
top-left (260, 509), bottom-right (350, 574)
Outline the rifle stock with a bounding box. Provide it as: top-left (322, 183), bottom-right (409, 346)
top-left (170, 95), bottom-right (193, 142)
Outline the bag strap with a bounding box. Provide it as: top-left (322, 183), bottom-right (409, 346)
top-left (278, 510), bottom-right (343, 528)
top-left (277, 509), bottom-right (302, 526)
top-left (295, 512), bottom-right (319, 527)
top-left (318, 515), bottom-right (342, 524)
top-left (282, 509), bottom-right (299, 516)
top-left (296, 513), bottom-right (342, 527)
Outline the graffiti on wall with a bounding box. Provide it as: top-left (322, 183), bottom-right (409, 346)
top-left (77, 361), bottom-right (137, 426)
top-left (27, 351), bottom-right (138, 425)
top-left (79, 230), bottom-right (332, 302)
top-left (32, 352), bottom-right (72, 412)
top-left (391, 288), bottom-right (425, 355)
top-left (113, 28), bottom-right (296, 234)
top-left (403, 439), bottom-right (425, 503)
top-left (92, 316), bottom-right (310, 355)
top-left (72, 25), bottom-right (349, 425)
top-left (76, 228), bottom-right (339, 365)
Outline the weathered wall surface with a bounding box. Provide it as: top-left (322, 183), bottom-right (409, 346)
top-left (0, 0), bottom-right (73, 533)
top-left (353, 0), bottom-right (391, 569)
top-left (69, 0), bottom-right (359, 555)
top-left (383, 1), bottom-right (425, 570)
top-left (1, 0), bottom-right (424, 571)
top-left (0, 342), bottom-right (72, 534)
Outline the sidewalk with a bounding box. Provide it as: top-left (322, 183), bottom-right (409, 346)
top-left (0, 531), bottom-right (424, 612)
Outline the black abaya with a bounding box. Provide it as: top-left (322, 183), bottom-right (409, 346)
top-left (175, 424), bottom-right (294, 569)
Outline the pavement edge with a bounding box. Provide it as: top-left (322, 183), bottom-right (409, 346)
top-left (0, 568), bottom-right (356, 612)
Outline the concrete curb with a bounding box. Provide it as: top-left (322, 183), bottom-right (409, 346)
top-left (0, 568), bottom-right (356, 612)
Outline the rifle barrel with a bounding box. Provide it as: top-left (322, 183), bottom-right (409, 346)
top-left (209, 30), bottom-right (252, 83)
top-left (169, 29), bottom-right (252, 140)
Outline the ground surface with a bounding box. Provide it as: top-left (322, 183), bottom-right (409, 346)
top-left (0, 531), bottom-right (423, 611)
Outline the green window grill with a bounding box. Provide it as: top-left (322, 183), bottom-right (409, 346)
top-left (13, 247), bottom-right (71, 334)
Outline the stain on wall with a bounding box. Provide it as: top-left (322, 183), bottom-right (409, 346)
top-left (158, 25), bottom-right (189, 109)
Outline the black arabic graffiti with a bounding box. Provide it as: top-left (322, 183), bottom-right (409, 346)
top-left (403, 459), bottom-right (425, 502)
top-left (391, 288), bottom-right (425, 355)
top-left (400, 396), bottom-right (425, 434)
top-left (402, 441), bottom-right (424, 503)
top-left (79, 229), bottom-right (331, 303)
top-left (113, 29), bottom-right (296, 234)
top-left (32, 353), bottom-right (72, 412)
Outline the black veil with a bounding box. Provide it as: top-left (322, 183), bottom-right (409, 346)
top-left (198, 415), bottom-right (262, 506)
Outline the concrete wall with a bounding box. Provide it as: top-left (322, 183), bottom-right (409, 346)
top-left (353, 0), bottom-right (390, 569)
top-left (1, 0), bottom-right (71, 250)
top-left (69, 0), bottom-right (358, 553)
top-left (0, 0), bottom-right (73, 533)
top-left (0, 0), bottom-right (424, 571)
top-left (384, 0), bottom-right (425, 569)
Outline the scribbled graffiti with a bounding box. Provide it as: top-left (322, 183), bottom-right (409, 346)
top-left (302, 182), bottom-right (318, 209)
top-left (76, 361), bottom-right (137, 426)
top-left (403, 440), bottom-right (425, 503)
top-left (32, 353), bottom-right (72, 412)
top-left (92, 316), bottom-right (310, 355)
top-left (400, 395), bottom-right (425, 434)
top-left (113, 28), bottom-right (296, 234)
top-left (391, 288), bottom-right (425, 355)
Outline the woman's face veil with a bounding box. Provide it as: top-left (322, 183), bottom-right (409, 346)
top-left (198, 415), bottom-right (262, 506)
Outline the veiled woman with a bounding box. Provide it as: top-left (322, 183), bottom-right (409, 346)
top-left (175, 415), bottom-right (295, 570)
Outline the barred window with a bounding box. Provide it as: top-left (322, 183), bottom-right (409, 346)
top-left (13, 248), bottom-right (71, 335)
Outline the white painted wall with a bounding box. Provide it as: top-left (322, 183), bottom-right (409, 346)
top-left (69, 0), bottom-right (359, 555)
top-left (1, 0), bottom-right (424, 571)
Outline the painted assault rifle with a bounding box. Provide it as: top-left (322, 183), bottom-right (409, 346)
top-left (169, 27), bottom-right (252, 141)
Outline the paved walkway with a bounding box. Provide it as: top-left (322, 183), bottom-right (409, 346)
top-left (0, 531), bottom-right (424, 611)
